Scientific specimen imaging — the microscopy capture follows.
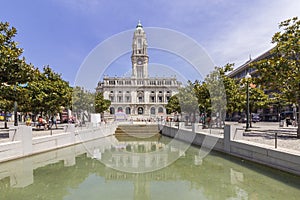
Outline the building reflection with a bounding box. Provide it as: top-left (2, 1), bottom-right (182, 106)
top-left (1, 135), bottom-right (300, 200)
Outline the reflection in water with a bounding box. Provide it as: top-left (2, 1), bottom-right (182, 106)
top-left (0, 135), bottom-right (300, 200)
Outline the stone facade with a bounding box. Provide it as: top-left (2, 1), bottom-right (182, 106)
top-left (97, 22), bottom-right (181, 119)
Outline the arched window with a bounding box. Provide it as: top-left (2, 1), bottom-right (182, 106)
top-left (110, 107), bottom-right (115, 115)
top-left (158, 107), bottom-right (164, 113)
top-left (150, 107), bottom-right (156, 115)
top-left (117, 107), bottom-right (123, 112)
top-left (138, 107), bottom-right (144, 115)
top-left (125, 107), bottom-right (131, 115)
top-left (137, 92), bottom-right (144, 103)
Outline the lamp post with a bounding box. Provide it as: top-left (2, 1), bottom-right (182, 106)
top-left (13, 83), bottom-right (28, 126)
top-left (176, 112), bottom-right (179, 129)
top-left (90, 103), bottom-right (93, 122)
top-left (245, 72), bottom-right (251, 131)
top-left (14, 85), bottom-right (18, 126)
top-left (293, 103), bottom-right (297, 126)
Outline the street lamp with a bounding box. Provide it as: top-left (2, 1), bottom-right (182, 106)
top-left (245, 72), bottom-right (251, 131)
top-left (14, 85), bottom-right (18, 126)
top-left (90, 103), bottom-right (93, 122)
top-left (293, 103), bottom-right (297, 126)
top-left (13, 82), bottom-right (28, 126)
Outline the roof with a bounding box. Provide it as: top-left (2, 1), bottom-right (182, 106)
top-left (227, 47), bottom-right (275, 78)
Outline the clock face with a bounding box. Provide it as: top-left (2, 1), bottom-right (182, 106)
top-left (137, 60), bottom-right (142, 65)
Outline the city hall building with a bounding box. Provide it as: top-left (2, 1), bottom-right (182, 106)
top-left (96, 22), bottom-right (181, 119)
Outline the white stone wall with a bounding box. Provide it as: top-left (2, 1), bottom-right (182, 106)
top-left (0, 124), bottom-right (117, 163)
top-left (160, 125), bottom-right (300, 176)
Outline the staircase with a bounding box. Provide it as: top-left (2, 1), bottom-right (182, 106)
top-left (114, 124), bottom-right (161, 141)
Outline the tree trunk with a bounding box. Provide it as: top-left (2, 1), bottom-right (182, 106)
top-left (297, 100), bottom-right (300, 138)
top-left (4, 110), bottom-right (8, 129)
top-left (297, 119), bottom-right (300, 138)
top-left (250, 112), bottom-right (252, 128)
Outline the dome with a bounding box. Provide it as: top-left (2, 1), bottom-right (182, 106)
top-left (136, 20), bottom-right (143, 29)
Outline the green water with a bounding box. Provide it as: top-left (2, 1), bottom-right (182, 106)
top-left (0, 135), bottom-right (299, 200)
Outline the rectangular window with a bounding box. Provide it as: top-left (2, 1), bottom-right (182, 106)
top-left (139, 97), bottom-right (143, 103)
top-left (158, 96), bottom-right (163, 102)
top-left (118, 96), bottom-right (122, 102)
top-left (137, 38), bottom-right (142, 49)
top-left (151, 96), bottom-right (155, 102)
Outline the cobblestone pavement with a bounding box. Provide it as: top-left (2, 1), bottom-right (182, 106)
top-left (227, 122), bottom-right (300, 153)
top-left (200, 121), bottom-right (299, 153)
top-left (170, 121), bottom-right (300, 153)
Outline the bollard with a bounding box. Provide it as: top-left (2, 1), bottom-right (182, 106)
top-left (275, 132), bottom-right (277, 149)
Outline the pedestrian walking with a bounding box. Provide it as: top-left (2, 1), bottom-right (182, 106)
top-left (50, 115), bottom-right (58, 129)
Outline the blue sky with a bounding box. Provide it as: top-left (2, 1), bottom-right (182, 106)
top-left (1, 0), bottom-right (300, 89)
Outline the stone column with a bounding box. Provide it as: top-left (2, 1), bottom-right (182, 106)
top-left (9, 125), bottom-right (33, 156)
top-left (224, 125), bottom-right (235, 153)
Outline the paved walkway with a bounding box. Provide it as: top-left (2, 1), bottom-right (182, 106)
top-left (167, 121), bottom-right (300, 153)
top-left (198, 121), bottom-right (299, 153)
top-left (227, 122), bottom-right (300, 153)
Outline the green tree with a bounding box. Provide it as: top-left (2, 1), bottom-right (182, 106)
top-left (26, 66), bottom-right (72, 118)
top-left (0, 21), bottom-right (34, 127)
top-left (0, 22), bottom-right (33, 85)
top-left (240, 77), bottom-right (269, 126)
top-left (253, 17), bottom-right (300, 137)
top-left (41, 66), bottom-right (72, 115)
top-left (249, 87), bottom-right (269, 114)
top-left (176, 81), bottom-right (199, 123)
top-left (204, 65), bottom-right (228, 124)
top-left (94, 92), bottom-right (111, 119)
top-left (166, 95), bottom-right (181, 114)
top-left (220, 64), bottom-right (246, 117)
top-left (72, 86), bottom-right (95, 122)
top-left (193, 80), bottom-right (210, 113)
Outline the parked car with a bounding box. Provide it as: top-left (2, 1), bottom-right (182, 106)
top-left (252, 113), bottom-right (261, 122)
top-left (231, 115), bottom-right (241, 122)
top-left (238, 117), bottom-right (246, 123)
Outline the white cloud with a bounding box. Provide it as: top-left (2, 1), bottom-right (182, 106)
top-left (207, 0), bottom-right (300, 67)
top-left (49, 0), bottom-right (300, 79)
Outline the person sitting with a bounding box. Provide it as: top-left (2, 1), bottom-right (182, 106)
top-left (37, 116), bottom-right (48, 129)
top-left (26, 117), bottom-right (32, 126)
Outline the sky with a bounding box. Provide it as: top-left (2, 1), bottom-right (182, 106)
top-left (1, 0), bottom-right (300, 90)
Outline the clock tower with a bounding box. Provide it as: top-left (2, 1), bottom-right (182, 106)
top-left (131, 21), bottom-right (148, 79)
top-left (97, 22), bottom-right (181, 119)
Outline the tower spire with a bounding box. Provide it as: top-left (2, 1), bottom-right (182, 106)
top-left (132, 21), bottom-right (148, 78)
top-left (136, 20), bottom-right (143, 28)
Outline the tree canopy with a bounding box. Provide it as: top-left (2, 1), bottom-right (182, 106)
top-left (253, 17), bottom-right (300, 137)
top-left (0, 21), bottom-right (72, 127)
top-left (95, 92), bottom-right (111, 114)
